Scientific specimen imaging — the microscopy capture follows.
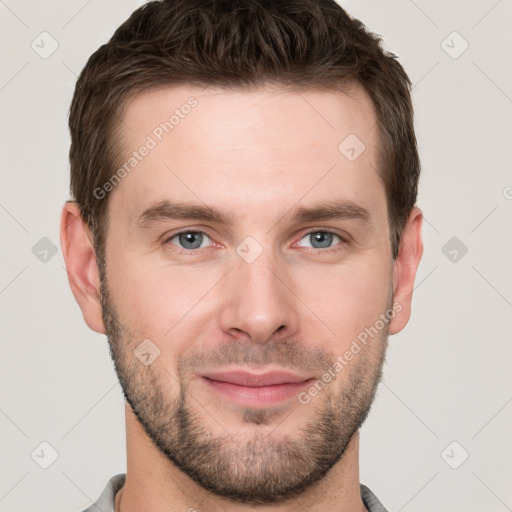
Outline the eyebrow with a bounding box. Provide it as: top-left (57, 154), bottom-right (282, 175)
top-left (136, 199), bottom-right (370, 229)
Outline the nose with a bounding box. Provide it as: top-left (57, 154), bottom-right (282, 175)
top-left (218, 248), bottom-right (299, 345)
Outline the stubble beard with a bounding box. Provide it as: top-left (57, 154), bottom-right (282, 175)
top-left (99, 263), bottom-right (389, 505)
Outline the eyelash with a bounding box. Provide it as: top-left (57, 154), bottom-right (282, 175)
top-left (163, 229), bottom-right (347, 256)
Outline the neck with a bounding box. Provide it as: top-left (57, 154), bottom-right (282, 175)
top-left (116, 404), bottom-right (368, 512)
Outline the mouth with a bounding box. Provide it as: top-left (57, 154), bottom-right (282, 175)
top-left (198, 369), bottom-right (316, 407)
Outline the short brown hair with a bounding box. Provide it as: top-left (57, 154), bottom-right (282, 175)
top-left (68, 0), bottom-right (420, 262)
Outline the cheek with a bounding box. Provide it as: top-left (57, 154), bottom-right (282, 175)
top-left (107, 251), bottom-right (218, 340)
top-left (106, 232), bottom-right (392, 357)
top-left (296, 258), bottom-right (392, 346)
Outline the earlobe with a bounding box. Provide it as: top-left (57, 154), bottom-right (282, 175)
top-left (60, 201), bottom-right (106, 334)
top-left (388, 207), bottom-right (424, 335)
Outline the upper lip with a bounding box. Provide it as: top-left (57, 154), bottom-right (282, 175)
top-left (201, 369), bottom-right (313, 387)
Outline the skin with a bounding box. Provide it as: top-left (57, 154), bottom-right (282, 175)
top-left (60, 82), bottom-right (423, 512)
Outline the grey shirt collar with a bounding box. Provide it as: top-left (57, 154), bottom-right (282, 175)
top-left (81, 474), bottom-right (389, 512)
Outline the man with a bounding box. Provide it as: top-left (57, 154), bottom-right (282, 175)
top-left (60, 0), bottom-right (423, 511)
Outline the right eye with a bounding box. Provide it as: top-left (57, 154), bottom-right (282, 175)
top-left (164, 230), bottom-right (215, 254)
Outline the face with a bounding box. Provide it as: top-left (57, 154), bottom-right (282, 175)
top-left (100, 83), bottom-right (396, 504)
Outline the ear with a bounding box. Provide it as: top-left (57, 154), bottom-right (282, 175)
top-left (60, 201), bottom-right (106, 334)
top-left (388, 206), bottom-right (424, 335)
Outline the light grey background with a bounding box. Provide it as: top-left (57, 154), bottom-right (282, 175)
top-left (1, 1), bottom-right (511, 511)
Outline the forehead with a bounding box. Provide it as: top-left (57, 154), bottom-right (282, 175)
top-left (110, 82), bottom-right (385, 226)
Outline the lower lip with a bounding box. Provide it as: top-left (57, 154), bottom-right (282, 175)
top-left (201, 377), bottom-right (314, 407)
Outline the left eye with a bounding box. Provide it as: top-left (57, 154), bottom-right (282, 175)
top-left (298, 231), bottom-right (343, 250)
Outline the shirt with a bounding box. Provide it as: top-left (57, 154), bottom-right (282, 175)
top-left (81, 473), bottom-right (389, 512)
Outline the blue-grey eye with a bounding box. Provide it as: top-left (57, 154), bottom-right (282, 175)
top-left (170, 231), bottom-right (212, 250)
top-left (299, 231), bottom-right (342, 249)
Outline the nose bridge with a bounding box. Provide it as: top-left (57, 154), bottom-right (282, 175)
top-left (219, 242), bottom-right (297, 343)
